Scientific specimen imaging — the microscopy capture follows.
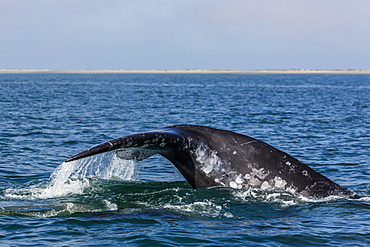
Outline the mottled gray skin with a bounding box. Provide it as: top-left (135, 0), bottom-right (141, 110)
top-left (66, 125), bottom-right (355, 198)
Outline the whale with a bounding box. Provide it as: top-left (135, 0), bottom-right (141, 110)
top-left (65, 125), bottom-right (355, 198)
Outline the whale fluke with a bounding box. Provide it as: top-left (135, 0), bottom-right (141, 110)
top-left (65, 125), bottom-right (355, 198)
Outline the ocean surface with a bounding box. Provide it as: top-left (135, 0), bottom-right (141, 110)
top-left (0, 73), bottom-right (369, 246)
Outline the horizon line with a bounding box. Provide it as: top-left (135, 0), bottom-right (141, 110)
top-left (1, 68), bottom-right (370, 75)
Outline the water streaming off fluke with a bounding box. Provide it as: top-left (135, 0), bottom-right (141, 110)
top-left (4, 152), bottom-right (137, 199)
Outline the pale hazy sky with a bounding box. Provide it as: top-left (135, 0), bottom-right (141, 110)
top-left (1, 0), bottom-right (369, 70)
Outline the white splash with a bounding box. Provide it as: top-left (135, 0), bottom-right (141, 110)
top-left (4, 152), bottom-right (137, 199)
top-left (42, 152), bottom-right (136, 198)
top-left (103, 199), bottom-right (118, 211)
top-left (357, 196), bottom-right (370, 202)
top-left (233, 188), bottom-right (299, 206)
top-left (164, 200), bottom-right (233, 218)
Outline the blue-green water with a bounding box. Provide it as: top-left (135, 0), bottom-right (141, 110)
top-left (0, 73), bottom-right (369, 246)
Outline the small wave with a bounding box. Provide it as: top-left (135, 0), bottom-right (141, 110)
top-left (356, 196), bottom-right (370, 202)
top-left (0, 202), bottom-right (102, 218)
top-left (231, 187), bottom-right (356, 206)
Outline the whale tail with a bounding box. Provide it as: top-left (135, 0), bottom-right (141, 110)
top-left (65, 125), bottom-right (356, 198)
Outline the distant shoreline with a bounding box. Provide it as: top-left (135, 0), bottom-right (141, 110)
top-left (1, 69), bottom-right (370, 75)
